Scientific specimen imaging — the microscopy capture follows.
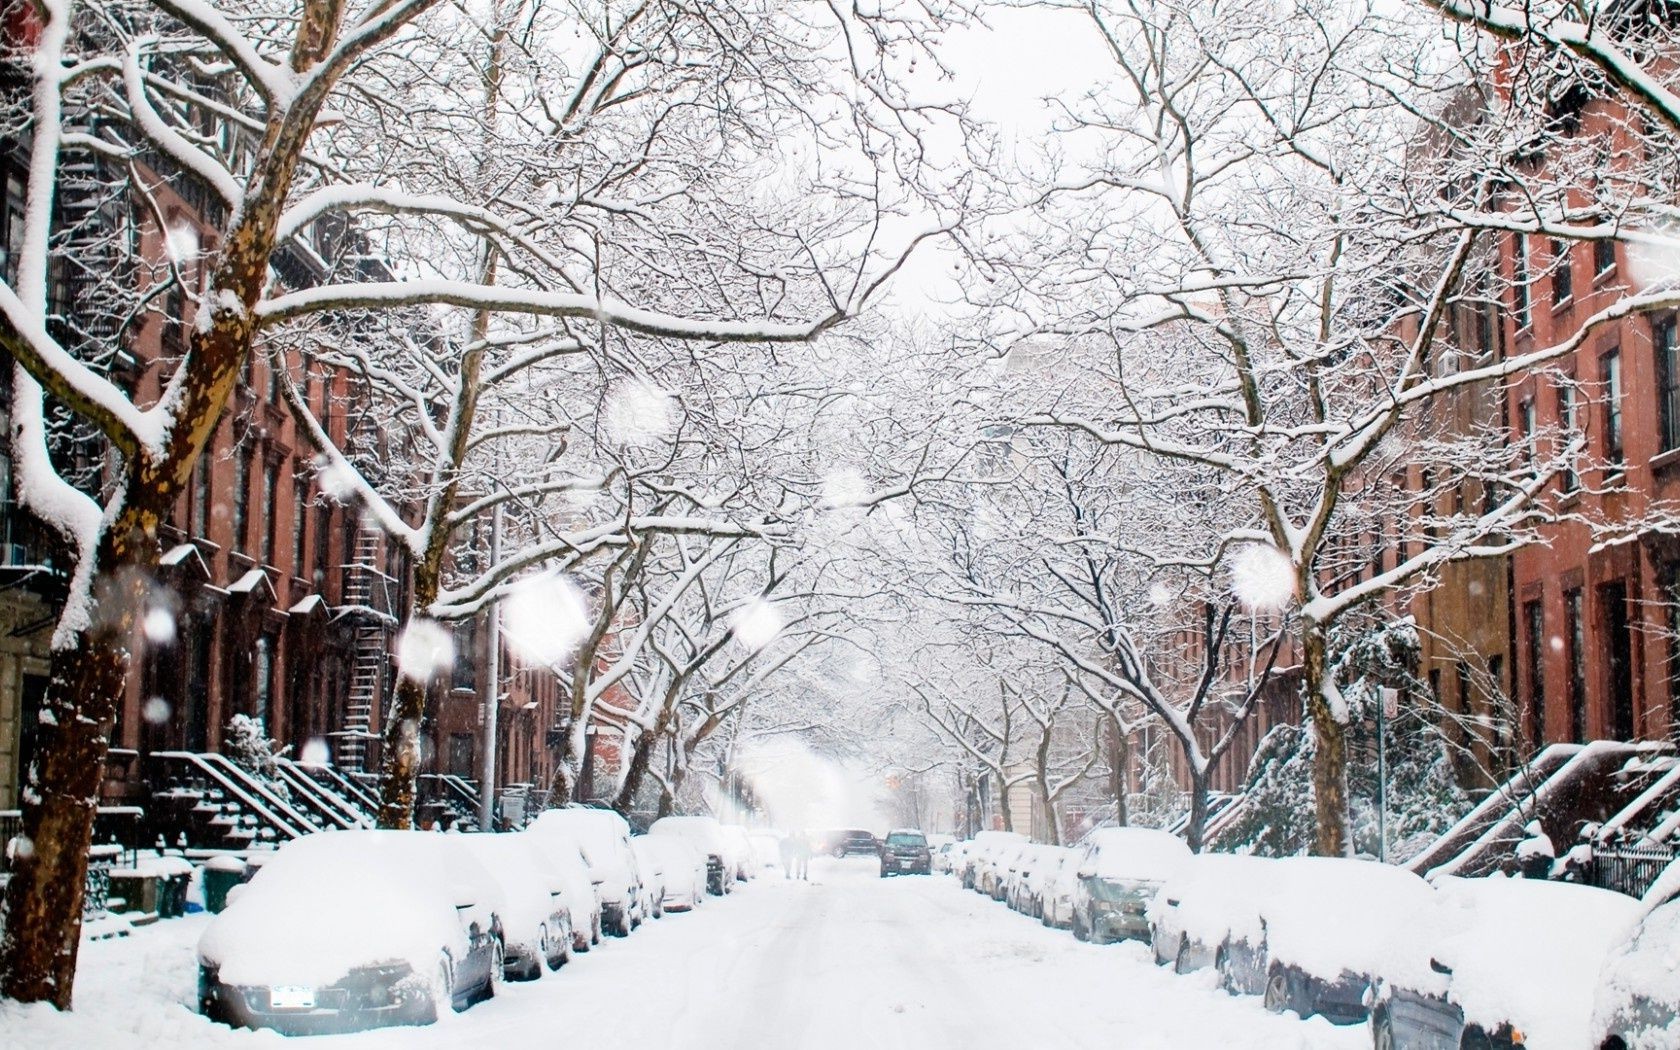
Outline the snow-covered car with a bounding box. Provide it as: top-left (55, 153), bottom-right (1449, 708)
top-left (1593, 861), bottom-right (1680, 1049)
top-left (1007, 840), bottom-right (1061, 913)
top-left (521, 832), bottom-right (603, 952)
top-left (1069, 827), bottom-right (1191, 945)
top-left (880, 828), bottom-right (934, 876)
top-left (932, 841), bottom-right (966, 875)
top-left (965, 830), bottom-right (1027, 895)
top-left (1149, 851), bottom-right (1277, 971)
top-left (1014, 844), bottom-right (1074, 918)
top-left (633, 835), bottom-right (708, 913)
top-left (649, 815), bottom-right (735, 895)
top-left (1371, 874), bottom-right (1641, 1050)
top-left (527, 807), bottom-right (645, 935)
top-left (720, 824), bottom-right (756, 881)
top-left (456, 833), bottom-right (573, 979)
top-left (748, 831), bottom-right (784, 873)
top-left (1210, 857), bottom-right (1438, 1025)
top-left (1041, 849), bottom-right (1080, 929)
top-left (197, 830), bottom-right (504, 1034)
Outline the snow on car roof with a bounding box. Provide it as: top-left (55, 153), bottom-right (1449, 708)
top-left (197, 830), bottom-right (477, 988)
top-left (1085, 828), bottom-right (1191, 883)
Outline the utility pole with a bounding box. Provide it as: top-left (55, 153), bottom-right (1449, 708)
top-left (1378, 686), bottom-right (1396, 863)
top-left (479, 499), bottom-right (503, 831)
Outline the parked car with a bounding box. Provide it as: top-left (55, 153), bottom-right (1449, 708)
top-left (1211, 856), bottom-right (1438, 1025)
top-left (748, 831), bottom-right (784, 873)
top-left (457, 833), bottom-right (573, 979)
top-left (1041, 850), bottom-right (1080, 929)
top-left (633, 835), bottom-right (707, 913)
top-left (1013, 845), bottom-right (1074, 918)
top-left (1004, 843), bottom-right (1047, 912)
top-left (932, 841), bottom-right (965, 875)
top-left (1149, 851), bottom-right (1277, 972)
top-left (965, 830), bottom-right (1026, 895)
top-left (1594, 860), bottom-right (1680, 1049)
top-left (996, 842), bottom-right (1032, 903)
top-left (527, 807), bottom-right (645, 935)
top-left (198, 830), bottom-right (503, 1034)
top-left (879, 828), bottom-right (933, 876)
top-left (1372, 874), bottom-right (1641, 1049)
top-left (829, 828), bottom-right (881, 858)
top-left (720, 824), bottom-right (756, 881)
top-left (521, 832), bottom-right (602, 952)
top-left (649, 815), bottom-right (735, 895)
top-left (1069, 827), bottom-right (1191, 945)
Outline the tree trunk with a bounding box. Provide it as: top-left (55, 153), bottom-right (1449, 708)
top-left (1303, 624), bottom-right (1351, 856)
top-left (1109, 715), bottom-right (1131, 827)
top-left (1184, 767), bottom-right (1209, 853)
top-left (1, 520), bottom-right (152, 1005)
top-left (998, 778), bottom-right (1014, 833)
top-left (613, 709), bottom-right (670, 815)
top-left (377, 555), bottom-right (444, 828)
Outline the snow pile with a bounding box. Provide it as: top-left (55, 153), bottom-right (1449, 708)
top-left (519, 833), bottom-right (598, 939)
top-left (1083, 828), bottom-right (1192, 883)
top-left (649, 815), bottom-right (730, 863)
top-left (1430, 874), bottom-right (1641, 1050)
top-left (197, 831), bottom-right (479, 987)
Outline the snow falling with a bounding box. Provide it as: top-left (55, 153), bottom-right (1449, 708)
top-left (3, 2), bottom-right (1678, 1047)
top-left (501, 573), bottom-right (591, 666)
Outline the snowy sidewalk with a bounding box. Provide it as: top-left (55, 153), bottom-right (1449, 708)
top-left (0, 856), bottom-right (1364, 1049)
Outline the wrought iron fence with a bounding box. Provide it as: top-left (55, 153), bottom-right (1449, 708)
top-left (1588, 842), bottom-right (1677, 899)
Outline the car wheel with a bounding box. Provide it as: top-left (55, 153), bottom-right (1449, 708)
top-left (483, 939), bottom-right (506, 1002)
top-left (433, 957), bottom-right (456, 1017)
top-left (1262, 966), bottom-right (1291, 1014)
top-left (833, 847), bottom-right (845, 859)
top-left (1459, 1028), bottom-right (1494, 1050)
top-left (1072, 910), bottom-right (1091, 942)
top-left (1177, 938), bottom-right (1196, 976)
top-left (1372, 1009), bottom-right (1396, 1050)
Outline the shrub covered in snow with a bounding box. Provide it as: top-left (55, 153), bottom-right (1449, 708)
top-left (223, 714), bottom-right (292, 804)
top-left (1219, 619), bottom-right (1470, 858)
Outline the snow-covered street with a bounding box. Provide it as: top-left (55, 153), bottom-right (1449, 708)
top-left (2, 858), bottom-right (1361, 1050)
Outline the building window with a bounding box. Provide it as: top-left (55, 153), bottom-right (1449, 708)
top-left (1566, 588), bottom-right (1588, 743)
top-left (1603, 581), bottom-right (1634, 740)
top-left (1551, 239), bottom-right (1573, 306)
top-left (232, 448), bottom-right (251, 553)
top-left (1657, 315), bottom-right (1680, 453)
top-left (1, 172), bottom-right (25, 285)
top-left (1602, 350), bottom-right (1624, 464)
top-left (254, 634), bottom-right (274, 721)
top-left (1524, 600), bottom-right (1546, 747)
top-left (262, 461), bottom-right (279, 566)
top-left (1668, 564), bottom-right (1680, 743)
top-left (453, 620), bottom-right (478, 691)
top-left (1595, 236), bottom-right (1616, 276)
top-left (1512, 234), bottom-right (1530, 330)
top-left (448, 734), bottom-right (475, 779)
top-left (1558, 376), bottom-right (1579, 492)
top-left (293, 480), bottom-right (308, 574)
top-left (191, 452), bottom-right (210, 538)
top-left (1520, 397), bottom-right (1538, 473)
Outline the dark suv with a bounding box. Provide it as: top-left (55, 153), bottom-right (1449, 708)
top-left (829, 829), bottom-right (880, 858)
top-left (879, 829), bottom-right (932, 876)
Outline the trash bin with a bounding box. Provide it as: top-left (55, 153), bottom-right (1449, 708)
top-left (202, 855), bottom-right (246, 914)
top-left (158, 873), bottom-right (189, 918)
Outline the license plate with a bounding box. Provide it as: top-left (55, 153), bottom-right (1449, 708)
top-left (269, 986), bottom-right (316, 1010)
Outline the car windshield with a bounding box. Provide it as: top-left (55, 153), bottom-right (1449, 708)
top-left (886, 833), bottom-right (926, 847)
